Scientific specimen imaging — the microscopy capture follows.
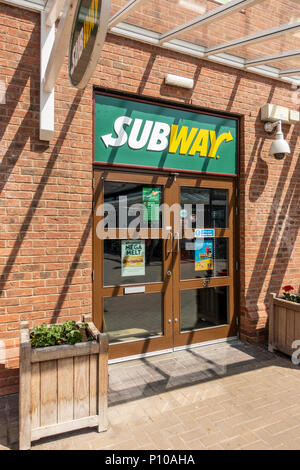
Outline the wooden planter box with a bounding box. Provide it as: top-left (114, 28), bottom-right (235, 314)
top-left (269, 293), bottom-right (300, 356)
top-left (19, 316), bottom-right (109, 450)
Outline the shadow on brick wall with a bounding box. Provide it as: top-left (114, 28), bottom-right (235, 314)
top-left (244, 117), bottom-right (300, 341)
top-left (0, 11), bottom-right (96, 393)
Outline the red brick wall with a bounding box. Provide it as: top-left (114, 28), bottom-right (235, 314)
top-left (0, 3), bottom-right (299, 396)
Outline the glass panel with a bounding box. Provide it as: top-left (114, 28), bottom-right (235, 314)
top-left (115, 0), bottom-right (219, 35)
top-left (181, 238), bottom-right (228, 279)
top-left (211, 189), bottom-right (228, 228)
top-left (179, 3), bottom-right (299, 49)
top-left (263, 56), bottom-right (300, 75)
top-left (229, 34), bottom-right (300, 63)
top-left (104, 292), bottom-right (163, 343)
top-left (110, 0), bottom-right (298, 46)
top-left (181, 287), bottom-right (228, 332)
top-left (110, 0), bottom-right (300, 78)
top-left (110, 0), bottom-right (129, 18)
top-left (104, 239), bottom-right (163, 286)
top-left (180, 187), bottom-right (228, 229)
top-left (104, 182), bottom-right (163, 229)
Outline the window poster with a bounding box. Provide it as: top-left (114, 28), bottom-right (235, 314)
top-left (121, 240), bottom-right (145, 277)
top-left (142, 187), bottom-right (160, 222)
top-left (195, 240), bottom-right (213, 271)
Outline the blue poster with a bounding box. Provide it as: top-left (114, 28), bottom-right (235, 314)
top-left (195, 240), bottom-right (213, 271)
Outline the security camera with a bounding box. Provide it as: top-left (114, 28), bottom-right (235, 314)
top-left (264, 120), bottom-right (290, 160)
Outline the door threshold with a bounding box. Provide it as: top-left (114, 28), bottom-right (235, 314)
top-left (108, 336), bottom-right (238, 365)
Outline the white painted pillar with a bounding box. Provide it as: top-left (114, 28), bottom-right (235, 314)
top-left (40, 10), bottom-right (55, 141)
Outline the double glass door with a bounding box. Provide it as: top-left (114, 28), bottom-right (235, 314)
top-left (93, 169), bottom-right (237, 359)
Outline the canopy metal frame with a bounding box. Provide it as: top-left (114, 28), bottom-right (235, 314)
top-left (107, 0), bottom-right (300, 85)
top-left (1, 0), bottom-right (299, 141)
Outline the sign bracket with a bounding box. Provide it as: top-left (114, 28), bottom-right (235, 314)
top-left (40, 9), bottom-right (55, 141)
top-left (40, 0), bottom-right (111, 141)
top-left (40, 0), bottom-right (77, 141)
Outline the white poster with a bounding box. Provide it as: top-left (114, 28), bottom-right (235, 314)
top-left (121, 240), bottom-right (145, 277)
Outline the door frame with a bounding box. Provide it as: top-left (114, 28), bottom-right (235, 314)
top-left (171, 175), bottom-right (238, 348)
top-left (92, 166), bottom-right (239, 360)
top-left (92, 169), bottom-right (176, 359)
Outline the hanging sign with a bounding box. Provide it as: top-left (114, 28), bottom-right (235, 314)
top-left (121, 240), bottom-right (145, 277)
top-left (94, 94), bottom-right (238, 175)
top-left (69, 0), bottom-right (111, 89)
top-left (143, 188), bottom-right (161, 222)
top-left (195, 240), bottom-right (213, 271)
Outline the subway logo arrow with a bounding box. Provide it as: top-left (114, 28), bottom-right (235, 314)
top-left (101, 116), bottom-right (234, 159)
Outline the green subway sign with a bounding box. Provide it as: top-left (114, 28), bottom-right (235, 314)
top-left (94, 94), bottom-right (238, 175)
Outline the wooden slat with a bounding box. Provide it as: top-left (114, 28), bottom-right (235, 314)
top-left (74, 355), bottom-right (90, 420)
top-left (277, 306), bottom-right (287, 349)
top-left (295, 314), bottom-right (300, 347)
top-left (31, 362), bottom-right (40, 430)
top-left (268, 293), bottom-right (275, 351)
top-left (275, 343), bottom-right (293, 356)
top-left (98, 334), bottom-right (109, 432)
top-left (89, 354), bottom-right (98, 416)
top-left (40, 360), bottom-right (58, 427)
top-left (286, 309), bottom-right (295, 351)
top-left (274, 297), bottom-right (300, 311)
top-left (31, 415), bottom-right (99, 441)
top-left (19, 323), bottom-right (31, 450)
top-left (31, 341), bottom-right (99, 363)
top-left (57, 357), bottom-right (74, 423)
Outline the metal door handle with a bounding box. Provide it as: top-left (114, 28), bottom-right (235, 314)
top-left (166, 231), bottom-right (173, 256)
top-left (174, 232), bottom-right (180, 253)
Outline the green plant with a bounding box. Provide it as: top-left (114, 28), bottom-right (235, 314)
top-left (282, 285), bottom-right (300, 303)
top-left (30, 321), bottom-right (93, 348)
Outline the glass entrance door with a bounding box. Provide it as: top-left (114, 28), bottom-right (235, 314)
top-left (93, 170), bottom-right (174, 359)
top-left (171, 176), bottom-right (237, 348)
top-left (93, 169), bottom-right (237, 359)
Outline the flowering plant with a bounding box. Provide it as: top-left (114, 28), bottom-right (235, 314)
top-left (282, 285), bottom-right (300, 303)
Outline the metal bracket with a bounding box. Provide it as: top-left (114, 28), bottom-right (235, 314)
top-left (40, 0), bottom-right (77, 141)
top-left (264, 120), bottom-right (281, 134)
top-left (170, 172), bottom-right (179, 182)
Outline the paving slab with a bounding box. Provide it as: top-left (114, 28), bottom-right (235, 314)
top-left (1, 340), bottom-right (300, 450)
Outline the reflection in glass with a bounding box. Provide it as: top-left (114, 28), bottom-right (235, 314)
top-left (181, 287), bottom-right (228, 332)
top-left (104, 239), bottom-right (163, 286)
top-left (104, 293), bottom-right (163, 343)
top-left (180, 187), bottom-right (228, 229)
top-left (180, 238), bottom-right (228, 279)
top-left (104, 182), bottom-right (163, 228)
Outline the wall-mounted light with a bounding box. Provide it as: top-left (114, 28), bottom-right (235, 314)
top-left (165, 74), bottom-right (194, 89)
top-left (264, 120), bottom-right (290, 160)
